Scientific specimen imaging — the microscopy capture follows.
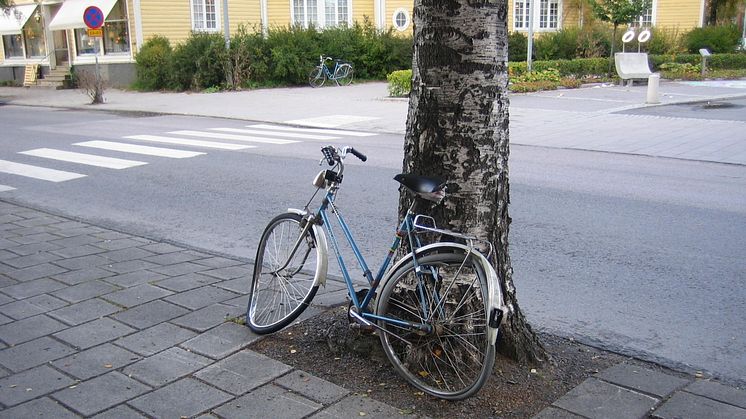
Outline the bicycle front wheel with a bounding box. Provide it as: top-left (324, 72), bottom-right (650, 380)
top-left (247, 213), bottom-right (320, 334)
top-left (308, 66), bottom-right (325, 88)
top-left (376, 252), bottom-right (495, 400)
top-left (333, 64), bottom-right (354, 86)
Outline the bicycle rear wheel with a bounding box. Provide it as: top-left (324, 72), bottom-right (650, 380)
top-left (309, 66), bottom-right (326, 88)
top-left (333, 64), bottom-right (353, 86)
top-left (247, 213), bottom-right (320, 334)
top-left (376, 252), bottom-right (495, 400)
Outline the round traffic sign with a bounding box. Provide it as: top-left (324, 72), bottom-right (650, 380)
top-left (83, 6), bottom-right (105, 29)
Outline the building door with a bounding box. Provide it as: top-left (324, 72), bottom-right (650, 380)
top-left (53, 30), bottom-right (69, 66)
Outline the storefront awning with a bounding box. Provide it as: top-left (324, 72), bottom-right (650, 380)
top-left (0, 4), bottom-right (38, 35)
top-left (48, 0), bottom-right (118, 31)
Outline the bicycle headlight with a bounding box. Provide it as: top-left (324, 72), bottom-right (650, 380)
top-left (313, 170), bottom-right (326, 188)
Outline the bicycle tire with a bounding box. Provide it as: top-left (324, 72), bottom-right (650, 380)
top-left (333, 64), bottom-right (354, 86)
top-left (247, 213), bottom-right (320, 334)
top-left (309, 66), bottom-right (326, 88)
top-left (376, 252), bottom-right (495, 400)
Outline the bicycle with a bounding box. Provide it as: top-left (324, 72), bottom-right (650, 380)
top-left (308, 56), bottom-right (354, 87)
top-left (246, 145), bottom-right (507, 400)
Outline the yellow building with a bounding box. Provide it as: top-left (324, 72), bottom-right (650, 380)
top-left (0, 0), bottom-right (709, 85)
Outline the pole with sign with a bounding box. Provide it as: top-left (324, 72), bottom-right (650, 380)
top-left (83, 6), bottom-right (104, 102)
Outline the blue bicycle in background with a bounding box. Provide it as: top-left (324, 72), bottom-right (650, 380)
top-left (308, 56), bottom-right (354, 87)
top-left (246, 145), bottom-right (507, 400)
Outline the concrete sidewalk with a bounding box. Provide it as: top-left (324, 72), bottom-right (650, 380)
top-left (2, 79), bottom-right (746, 165)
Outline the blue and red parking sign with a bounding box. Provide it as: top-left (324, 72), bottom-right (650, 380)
top-left (83, 6), bottom-right (104, 30)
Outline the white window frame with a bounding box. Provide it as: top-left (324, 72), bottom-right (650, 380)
top-left (392, 8), bottom-right (410, 31)
top-left (291, 0), bottom-right (352, 29)
top-left (190, 0), bottom-right (221, 32)
top-left (631, 0), bottom-right (657, 27)
top-left (514, 0), bottom-right (563, 32)
top-left (539, 0), bottom-right (560, 29)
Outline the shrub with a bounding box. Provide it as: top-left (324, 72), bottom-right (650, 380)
top-left (265, 26), bottom-right (321, 85)
top-left (170, 32), bottom-right (228, 90)
top-left (228, 25), bottom-right (269, 88)
top-left (511, 68), bottom-right (561, 84)
top-left (508, 31), bottom-right (528, 62)
top-left (684, 24), bottom-right (741, 53)
top-left (510, 80), bottom-right (559, 93)
top-left (646, 26), bottom-right (685, 55)
top-left (575, 25), bottom-right (611, 58)
top-left (534, 27), bottom-right (583, 60)
top-left (659, 62), bottom-right (702, 80)
top-left (134, 36), bottom-right (173, 91)
top-left (387, 69), bottom-right (412, 97)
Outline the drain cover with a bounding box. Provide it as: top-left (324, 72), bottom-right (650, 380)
top-left (700, 101), bottom-right (737, 109)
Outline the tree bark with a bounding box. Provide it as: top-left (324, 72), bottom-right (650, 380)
top-left (399, 0), bottom-right (547, 365)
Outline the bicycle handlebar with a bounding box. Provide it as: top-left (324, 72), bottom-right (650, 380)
top-left (348, 147), bottom-right (367, 162)
top-left (320, 145), bottom-right (367, 167)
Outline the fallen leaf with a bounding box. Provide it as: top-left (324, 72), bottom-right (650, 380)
top-left (290, 349), bottom-right (297, 354)
top-left (414, 391), bottom-right (424, 396)
top-left (68, 385), bottom-right (77, 389)
top-left (695, 371), bottom-right (704, 378)
top-left (359, 412), bottom-right (367, 416)
top-left (9, 385), bottom-right (16, 388)
top-left (418, 371), bottom-right (430, 378)
top-left (25, 388), bottom-right (32, 392)
top-left (104, 364), bottom-right (113, 368)
top-left (530, 369), bottom-right (537, 374)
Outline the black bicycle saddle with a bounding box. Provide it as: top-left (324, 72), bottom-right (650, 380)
top-left (394, 174), bottom-right (447, 202)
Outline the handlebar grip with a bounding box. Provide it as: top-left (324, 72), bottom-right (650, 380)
top-left (321, 146), bottom-right (336, 166)
top-left (349, 147), bottom-right (367, 162)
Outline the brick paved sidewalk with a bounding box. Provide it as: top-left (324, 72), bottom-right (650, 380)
top-left (0, 201), bottom-right (408, 418)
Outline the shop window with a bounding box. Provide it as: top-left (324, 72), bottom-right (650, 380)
top-left (23, 18), bottom-right (46, 57)
top-left (2, 34), bottom-right (25, 58)
top-left (104, 0), bottom-right (130, 53)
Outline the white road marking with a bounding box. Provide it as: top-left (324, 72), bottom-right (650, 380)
top-left (282, 115), bottom-right (380, 129)
top-left (123, 135), bottom-right (254, 150)
top-left (0, 185), bottom-right (16, 192)
top-left (169, 130), bottom-right (299, 145)
top-left (248, 123), bottom-right (377, 137)
top-left (211, 127), bottom-right (337, 140)
top-left (0, 159), bottom-right (86, 182)
top-left (19, 148), bottom-right (147, 170)
top-left (74, 141), bottom-right (205, 159)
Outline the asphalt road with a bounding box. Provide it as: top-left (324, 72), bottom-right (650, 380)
top-left (1, 105), bottom-right (744, 386)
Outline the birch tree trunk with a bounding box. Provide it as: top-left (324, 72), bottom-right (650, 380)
top-left (400, 0), bottom-right (547, 365)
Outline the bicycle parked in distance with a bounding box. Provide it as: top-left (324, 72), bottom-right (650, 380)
top-left (246, 145), bottom-right (507, 400)
top-left (308, 56), bottom-right (354, 87)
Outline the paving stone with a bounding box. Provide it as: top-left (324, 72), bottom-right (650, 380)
top-left (103, 270), bottom-right (168, 288)
top-left (3, 263), bottom-right (68, 282)
top-left (52, 343), bottom-right (141, 380)
top-left (92, 238), bottom-right (144, 251)
top-left (103, 283), bottom-right (173, 308)
top-left (195, 349), bottom-right (291, 395)
top-left (53, 255), bottom-right (110, 271)
top-left (0, 299), bottom-right (48, 319)
top-left (100, 247), bottom-right (158, 263)
top-left (52, 267), bottom-right (116, 285)
top-left (596, 364), bottom-right (691, 398)
top-left (138, 242), bottom-right (183, 254)
top-left (0, 275), bottom-right (17, 289)
top-left (143, 251), bottom-right (203, 265)
top-left (123, 347), bottom-right (212, 387)
top-left (165, 285), bottom-right (240, 310)
top-left (128, 378), bottom-right (232, 418)
top-left (222, 294), bottom-right (249, 309)
top-left (0, 365), bottom-right (75, 407)
top-left (48, 221), bottom-right (88, 231)
top-left (48, 234), bottom-right (103, 248)
top-left (93, 231), bottom-right (136, 241)
top-left (0, 249), bottom-right (17, 260)
top-left (0, 291), bottom-right (13, 306)
top-left (91, 404), bottom-right (148, 419)
top-left (0, 214), bottom-right (23, 224)
top-left (49, 298), bottom-right (122, 325)
top-left (52, 226), bottom-right (105, 238)
top-left (0, 312), bottom-right (12, 325)
top-left (200, 265), bottom-right (252, 280)
top-left (50, 244), bottom-right (106, 259)
top-left (154, 272), bottom-right (221, 292)
top-left (149, 261), bottom-right (208, 277)
top-left (7, 232), bottom-right (61, 245)
top-left (23, 293), bottom-right (69, 311)
top-left (52, 372), bottom-right (151, 417)
top-left (274, 370), bottom-right (350, 405)
top-left (311, 394), bottom-right (409, 419)
top-left (51, 280), bottom-right (120, 303)
top-left (115, 322), bottom-right (196, 356)
top-left (2, 252), bottom-right (61, 269)
top-left (552, 378), bottom-right (659, 419)
top-left (652, 391), bottom-right (746, 419)
top-left (54, 317), bottom-right (136, 350)
top-left (0, 314), bottom-right (68, 345)
top-left (1, 277), bottom-right (67, 299)
top-left (685, 380), bottom-right (746, 409)
top-left (181, 322), bottom-right (260, 359)
top-left (171, 303), bottom-right (243, 332)
top-left (103, 259), bottom-right (160, 274)
top-left (192, 256), bottom-right (243, 269)
top-left (6, 242), bottom-right (61, 256)
top-left (14, 216), bottom-right (61, 228)
top-left (310, 288), bottom-right (349, 308)
top-left (0, 396), bottom-right (79, 418)
top-left (214, 383), bottom-right (322, 419)
top-left (213, 277), bottom-right (249, 294)
top-left (532, 406), bottom-right (594, 418)
top-left (0, 336), bottom-right (76, 372)
top-left (111, 299), bottom-right (190, 329)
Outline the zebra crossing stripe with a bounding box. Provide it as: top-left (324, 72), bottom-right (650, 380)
top-left (123, 135), bottom-right (254, 150)
top-left (74, 141), bottom-right (205, 159)
top-left (169, 130), bottom-right (299, 145)
top-left (0, 185), bottom-right (16, 192)
top-left (211, 127), bottom-right (338, 140)
top-left (0, 159), bottom-right (86, 182)
top-left (247, 124), bottom-right (377, 137)
top-left (19, 149), bottom-right (147, 170)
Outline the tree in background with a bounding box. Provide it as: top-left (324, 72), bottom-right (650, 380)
top-left (1, 0), bottom-right (13, 11)
top-left (587, 0), bottom-right (652, 57)
top-left (401, 0), bottom-right (547, 364)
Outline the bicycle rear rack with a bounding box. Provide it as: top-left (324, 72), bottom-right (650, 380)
top-left (413, 215), bottom-right (494, 259)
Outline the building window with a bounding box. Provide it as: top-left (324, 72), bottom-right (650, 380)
top-left (392, 8), bottom-right (410, 31)
top-left (539, 0), bottom-right (559, 29)
top-left (293, 0), bottom-right (319, 27)
top-left (22, 17), bottom-right (46, 57)
top-left (294, 0), bottom-right (349, 28)
top-left (192, 0), bottom-right (219, 31)
top-left (634, 7), bottom-right (654, 27)
top-left (2, 34), bottom-right (25, 58)
top-left (103, 0), bottom-right (130, 54)
top-left (514, 0), bottom-right (530, 29)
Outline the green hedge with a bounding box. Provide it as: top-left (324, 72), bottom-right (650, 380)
top-left (387, 69), bottom-right (412, 97)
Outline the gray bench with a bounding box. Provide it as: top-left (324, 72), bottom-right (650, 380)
top-left (614, 52), bottom-right (653, 85)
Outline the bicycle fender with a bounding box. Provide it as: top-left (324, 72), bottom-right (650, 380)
top-left (287, 208), bottom-right (328, 288)
top-left (384, 243), bottom-right (507, 346)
